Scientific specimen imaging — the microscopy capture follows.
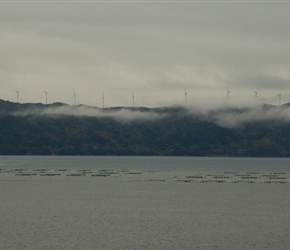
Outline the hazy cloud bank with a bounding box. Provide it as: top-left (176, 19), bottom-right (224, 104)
top-left (9, 101), bottom-right (290, 128)
top-left (12, 105), bottom-right (165, 122)
top-left (201, 105), bottom-right (290, 128)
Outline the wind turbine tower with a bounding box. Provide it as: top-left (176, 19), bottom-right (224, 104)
top-left (184, 88), bottom-right (187, 105)
top-left (43, 90), bottom-right (48, 105)
top-left (278, 92), bottom-right (282, 106)
top-left (132, 92), bottom-right (135, 108)
top-left (101, 92), bottom-right (105, 109)
top-left (253, 90), bottom-right (258, 100)
top-left (15, 90), bottom-right (19, 103)
top-left (72, 89), bottom-right (76, 106)
top-left (226, 87), bottom-right (232, 100)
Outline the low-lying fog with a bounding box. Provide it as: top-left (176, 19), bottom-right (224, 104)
top-left (10, 99), bottom-right (290, 128)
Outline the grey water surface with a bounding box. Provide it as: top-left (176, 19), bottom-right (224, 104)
top-left (0, 156), bottom-right (290, 250)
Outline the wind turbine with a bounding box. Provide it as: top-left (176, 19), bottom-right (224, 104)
top-left (132, 92), bottom-right (135, 108)
top-left (184, 88), bottom-right (188, 105)
top-left (278, 91), bottom-right (282, 106)
top-left (101, 92), bottom-right (105, 109)
top-left (43, 90), bottom-right (48, 105)
top-left (15, 90), bottom-right (20, 103)
top-left (72, 89), bottom-right (76, 106)
top-left (253, 90), bottom-right (258, 100)
top-left (226, 87), bottom-right (232, 100)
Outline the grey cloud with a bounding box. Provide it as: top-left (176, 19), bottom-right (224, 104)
top-left (1, 2), bottom-right (290, 107)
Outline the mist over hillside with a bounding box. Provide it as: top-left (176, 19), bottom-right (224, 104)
top-left (1, 99), bottom-right (290, 127)
top-left (1, 99), bottom-right (290, 156)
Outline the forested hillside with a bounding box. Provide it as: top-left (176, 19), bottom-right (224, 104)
top-left (1, 99), bottom-right (290, 156)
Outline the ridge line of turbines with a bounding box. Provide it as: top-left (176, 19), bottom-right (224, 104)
top-left (13, 87), bottom-right (284, 108)
top-left (14, 89), bottom-right (135, 109)
top-left (225, 87), bottom-right (282, 106)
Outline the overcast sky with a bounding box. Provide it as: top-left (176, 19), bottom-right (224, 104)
top-left (1, 1), bottom-right (290, 108)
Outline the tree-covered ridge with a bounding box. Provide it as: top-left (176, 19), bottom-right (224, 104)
top-left (0, 99), bottom-right (290, 156)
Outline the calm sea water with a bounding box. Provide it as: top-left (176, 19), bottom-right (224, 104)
top-left (0, 155), bottom-right (290, 171)
top-left (1, 156), bottom-right (290, 250)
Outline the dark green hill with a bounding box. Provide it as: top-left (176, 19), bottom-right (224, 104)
top-left (0, 99), bottom-right (290, 156)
